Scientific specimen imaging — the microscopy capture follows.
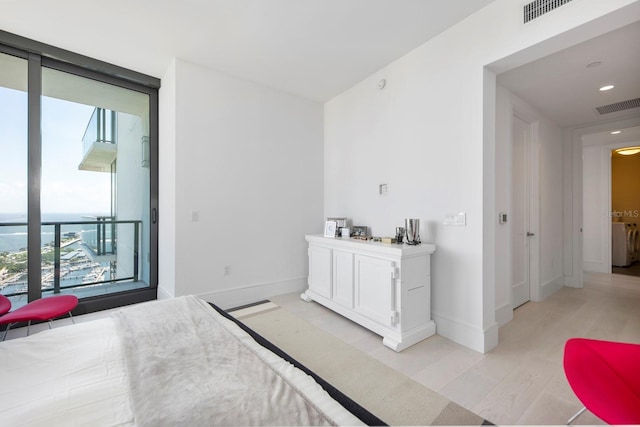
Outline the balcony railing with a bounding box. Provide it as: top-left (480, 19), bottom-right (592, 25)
top-left (82, 108), bottom-right (117, 152)
top-left (0, 220), bottom-right (141, 298)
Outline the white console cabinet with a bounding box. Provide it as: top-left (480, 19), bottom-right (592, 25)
top-left (301, 235), bottom-right (436, 352)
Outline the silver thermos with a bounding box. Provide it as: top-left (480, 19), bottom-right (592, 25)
top-left (405, 219), bottom-right (421, 245)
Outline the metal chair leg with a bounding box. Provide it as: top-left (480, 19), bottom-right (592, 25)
top-left (69, 311), bottom-right (75, 324)
top-left (26, 320), bottom-right (31, 336)
top-left (567, 406), bottom-right (587, 425)
top-left (1, 325), bottom-right (10, 342)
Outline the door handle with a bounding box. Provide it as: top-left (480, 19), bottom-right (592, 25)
top-left (527, 232), bottom-right (535, 237)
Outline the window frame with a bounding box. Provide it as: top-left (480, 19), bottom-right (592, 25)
top-left (0, 31), bottom-right (159, 312)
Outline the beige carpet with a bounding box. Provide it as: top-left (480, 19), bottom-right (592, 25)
top-left (231, 302), bottom-right (486, 426)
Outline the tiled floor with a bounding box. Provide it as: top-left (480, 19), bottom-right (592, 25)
top-left (5, 272), bottom-right (639, 424)
top-left (269, 272), bottom-right (640, 425)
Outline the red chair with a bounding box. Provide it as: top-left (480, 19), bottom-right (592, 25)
top-left (0, 294), bottom-right (11, 316)
top-left (563, 338), bottom-right (640, 424)
top-left (0, 295), bottom-right (78, 341)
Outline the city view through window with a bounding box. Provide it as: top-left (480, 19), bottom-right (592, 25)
top-left (0, 55), bottom-right (151, 308)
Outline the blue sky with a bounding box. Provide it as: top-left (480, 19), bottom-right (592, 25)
top-left (0, 86), bottom-right (111, 216)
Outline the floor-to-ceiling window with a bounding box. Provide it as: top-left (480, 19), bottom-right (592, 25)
top-left (0, 33), bottom-right (159, 311)
top-left (0, 51), bottom-right (28, 306)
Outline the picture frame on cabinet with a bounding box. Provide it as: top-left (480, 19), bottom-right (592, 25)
top-left (352, 226), bottom-right (368, 237)
top-left (324, 221), bottom-right (337, 237)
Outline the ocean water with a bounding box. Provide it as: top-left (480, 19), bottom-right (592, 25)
top-left (0, 213), bottom-right (108, 253)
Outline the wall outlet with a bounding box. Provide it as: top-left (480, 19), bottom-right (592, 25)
top-left (379, 184), bottom-right (388, 196)
top-left (224, 265), bottom-right (231, 276)
top-left (444, 212), bottom-right (466, 226)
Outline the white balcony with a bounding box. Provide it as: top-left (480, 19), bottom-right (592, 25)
top-left (78, 141), bottom-right (117, 172)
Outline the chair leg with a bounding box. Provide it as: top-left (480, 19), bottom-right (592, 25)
top-left (1, 324), bottom-right (11, 342)
top-left (26, 320), bottom-right (31, 336)
top-left (567, 406), bottom-right (587, 425)
top-left (69, 311), bottom-right (75, 324)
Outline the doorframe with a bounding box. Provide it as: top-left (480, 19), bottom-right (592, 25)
top-left (569, 117), bottom-right (640, 288)
top-left (511, 104), bottom-right (541, 306)
top-left (602, 139), bottom-right (640, 272)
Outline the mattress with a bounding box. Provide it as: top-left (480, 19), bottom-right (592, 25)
top-left (0, 296), bottom-right (367, 426)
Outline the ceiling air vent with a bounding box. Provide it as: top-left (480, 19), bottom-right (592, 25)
top-left (596, 98), bottom-right (640, 115)
top-left (524, 0), bottom-right (573, 23)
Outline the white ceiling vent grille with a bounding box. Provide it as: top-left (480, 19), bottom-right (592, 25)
top-left (596, 98), bottom-right (640, 115)
top-left (524, 0), bottom-right (573, 23)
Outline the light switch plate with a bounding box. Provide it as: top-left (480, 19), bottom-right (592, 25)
top-left (444, 212), bottom-right (466, 226)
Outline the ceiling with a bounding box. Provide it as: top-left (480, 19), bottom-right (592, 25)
top-left (0, 0), bottom-right (494, 102)
top-left (497, 20), bottom-right (640, 129)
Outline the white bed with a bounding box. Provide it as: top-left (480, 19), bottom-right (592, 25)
top-left (0, 296), bottom-right (368, 426)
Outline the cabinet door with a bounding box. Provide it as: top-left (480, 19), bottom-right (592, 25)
top-left (332, 250), bottom-right (354, 308)
top-left (308, 245), bottom-right (332, 299)
top-left (354, 254), bottom-right (396, 327)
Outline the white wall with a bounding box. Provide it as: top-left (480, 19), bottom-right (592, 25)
top-left (158, 59), bottom-right (177, 300)
top-left (324, 0), bottom-right (638, 352)
top-left (538, 112), bottom-right (565, 296)
top-left (159, 58), bottom-right (324, 308)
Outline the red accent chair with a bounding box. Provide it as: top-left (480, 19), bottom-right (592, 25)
top-left (563, 338), bottom-right (640, 424)
top-left (0, 294), bottom-right (11, 316)
top-left (0, 295), bottom-right (78, 341)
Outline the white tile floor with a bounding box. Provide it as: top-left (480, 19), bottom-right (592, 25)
top-left (4, 271), bottom-right (639, 425)
top-left (269, 272), bottom-right (640, 425)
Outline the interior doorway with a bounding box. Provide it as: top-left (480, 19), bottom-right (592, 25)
top-left (581, 126), bottom-right (640, 276)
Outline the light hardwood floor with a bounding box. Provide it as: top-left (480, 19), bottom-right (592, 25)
top-left (5, 272), bottom-right (638, 424)
top-left (270, 272), bottom-right (640, 425)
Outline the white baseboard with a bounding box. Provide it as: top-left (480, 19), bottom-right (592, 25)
top-left (432, 312), bottom-right (499, 354)
top-left (157, 286), bottom-right (174, 300)
top-left (564, 274), bottom-right (581, 288)
top-left (195, 276), bottom-right (307, 310)
top-left (583, 261), bottom-right (608, 274)
top-left (539, 274), bottom-right (564, 301)
top-left (495, 302), bottom-right (513, 327)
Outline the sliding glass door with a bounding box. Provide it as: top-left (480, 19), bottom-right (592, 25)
top-left (0, 52), bottom-right (28, 307)
top-left (0, 36), bottom-right (158, 311)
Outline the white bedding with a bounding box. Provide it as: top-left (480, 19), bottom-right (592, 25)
top-left (0, 318), bottom-right (134, 426)
top-left (0, 297), bottom-right (364, 426)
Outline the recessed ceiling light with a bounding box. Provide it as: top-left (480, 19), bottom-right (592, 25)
top-left (587, 61), bottom-right (602, 68)
top-left (599, 85), bottom-right (615, 91)
top-left (610, 130), bottom-right (622, 135)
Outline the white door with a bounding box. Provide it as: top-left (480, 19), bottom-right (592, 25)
top-left (332, 249), bottom-right (354, 308)
top-left (512, 115), bottom-right (531, 308)
top-left (308, 245), bottom-right (332, 299)
top-left (354, 254), bottom-right (395, 327)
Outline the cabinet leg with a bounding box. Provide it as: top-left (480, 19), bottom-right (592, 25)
top-left (382, 337), bottom-right (403, 352)
top-left (300, 292), bottom-right (312, 302)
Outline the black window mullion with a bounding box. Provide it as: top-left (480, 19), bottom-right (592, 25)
top-left (149, 89), bottom-right (159, 287)
top-left (27, 52), bottom-right (42, 302)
